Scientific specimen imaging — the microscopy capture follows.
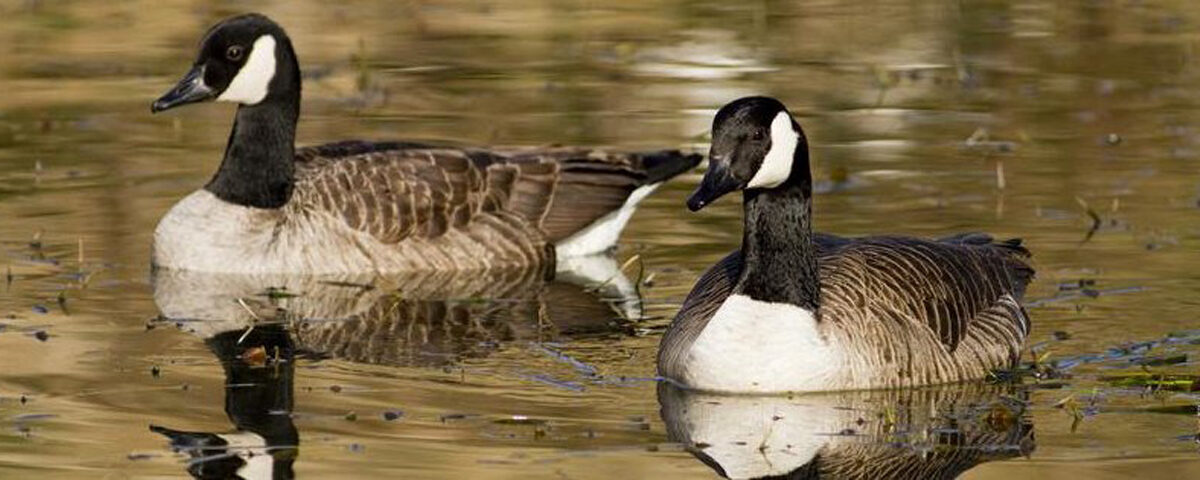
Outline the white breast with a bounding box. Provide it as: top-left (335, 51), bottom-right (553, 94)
top-left (152, 190), bottom-right (383, 273)
top-left (681, 294), bottom-right (841, 393)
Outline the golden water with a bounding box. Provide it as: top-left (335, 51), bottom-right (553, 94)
top-left (1, 0), bottom-right (1199, 478)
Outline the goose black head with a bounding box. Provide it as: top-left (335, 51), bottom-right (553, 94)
top-left (151, 14), bottom-right (299, 113)
top-left (687, 96), bottom-right (809, 211)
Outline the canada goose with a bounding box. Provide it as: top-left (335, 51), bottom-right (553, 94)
top-left (658, 96), bottom-right (1034, 393)
top-left (658, 382), bottom-right (1034, 480)
top-left (153, 255), bottom-right (643, 368)
top-left (150, 14), bottom-right (699, 274)
top-left (152, 325), bottom-right (297, 480)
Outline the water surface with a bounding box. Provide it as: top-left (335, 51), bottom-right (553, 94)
top-left (2, 0), bottom-right (1200, 478)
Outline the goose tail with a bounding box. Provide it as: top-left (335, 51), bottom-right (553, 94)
top-left (633, 150), bottom-right (703, 185)
top-left (548, 150), bottom-right (701, 258)
top-left (939, 232), bottom-right (1035, 297)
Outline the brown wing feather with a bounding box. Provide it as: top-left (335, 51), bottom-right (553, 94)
top-left (294, 142), bottom-right (700, 250)
top-left (502, 148), bottom-right (701, 242)
top-left (291, 145), bottom-right (562, 247)
top-left (818, 235), bottom-right (1033, 352)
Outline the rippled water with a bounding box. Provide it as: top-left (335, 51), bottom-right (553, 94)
top-left (2, 0), bottom-right (1200, 478)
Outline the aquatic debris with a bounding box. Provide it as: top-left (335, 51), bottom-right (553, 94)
top-left (330, 385), bottom-right (342, 393)
top-left (151, 366), bottom-right (161, 378)
top-left (382, 410), bottom-right (404, 421)
top-left (31, 305), bottom-right (48, 314)
top-left (4, 265), bottom-right (11, 289)
top-left (126, 452), bottom-right (158, 461)
top-left (240, 346), bottom-right (267, 367)
top-left (1101, 373), bottom-right (1199, 392)
top-left (32, 330), bottom-right (48, 342)
top-left (261, 286), bottom-right (299, 299)
top-left (319, 280), bottom-right (375, 290)
top-left (56, 291), bottom-right (68, 315)
top-left (1075, 197), bottom-right (1101, 245)
top-left (519, 373), bottom-right (586, 392)
top-left (1135, 354), bottom-right (1188, 367)
top-left (10, 413), bottom-right (56, 422)
top-left (1025, 285), bottom-right (1146, 308)
top-left (1053, 331), bottom-right (1072, 341)
top-left (1105, 133), bottom-right (1122, 146)
top-left (29, 230), bottom-right (42, 250)
top-left (963, 128), bottom-right (1017, 153)
top-left (1141, 404), bottom-right (1198, 415)
top-left (493, 415), bottom-right (547, 426)
top-left (1057, 279), bottom-right (1096, 292)
top-left (347, 443), bottom-right (365, 453)
top-left (531, 343), bottom-right (598, 377)
top-left (344, 412), bottom-right (357, 421)
top-left (439, 413), bottom-right (477, 423)
top-left (1053, 393), bottom-right (1099, 433)
top-left (233, 298), bottom-right (262, 345)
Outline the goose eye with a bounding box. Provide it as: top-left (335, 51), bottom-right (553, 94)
top-left (225, 45), bottom-right (245, 62)
top-left (752, 130), bottom-right (766, 141)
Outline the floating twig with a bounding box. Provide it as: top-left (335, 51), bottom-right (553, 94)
top-left (235, 298), bottom-right (261, 344)
top-left (1075, 197), bottom-right (1101, 245)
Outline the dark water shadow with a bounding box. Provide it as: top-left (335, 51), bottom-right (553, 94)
top-left (150, 254), bottom-right (642, 368)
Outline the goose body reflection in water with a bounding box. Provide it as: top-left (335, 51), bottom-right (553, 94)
top-left (149, 255), bottom-right (640, 476)
top-left (152, 254), bottom-right (640, 367)
top-left (152, 325), bottom-right (297, 480)
top-left (658, 383), bottom-right (1035, 480)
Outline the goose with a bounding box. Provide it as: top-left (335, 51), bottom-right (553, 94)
top-left (657, 96), bottom-right (1035, 393)
top-left (658, 382), bottom-right (1034, 480)
top-left (149, 13), bottom-right (699, 274)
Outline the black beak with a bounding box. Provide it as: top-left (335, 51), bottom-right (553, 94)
top-left (151, 65), bottom-right (214, 113)
top-left (686, 157), bottom-right (741, 212)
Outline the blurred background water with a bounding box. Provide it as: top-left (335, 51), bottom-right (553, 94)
top-left (1, 0), bottom-right (1200, 478)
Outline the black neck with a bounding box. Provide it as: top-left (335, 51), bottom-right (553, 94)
top-left (734, 164), bottom-right (820, 311)
top-left (204, 36), bottom-right (302, 209)
top-left (204, 99), bottom-right (298, 208)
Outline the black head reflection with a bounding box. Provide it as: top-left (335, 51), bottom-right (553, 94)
top-left (658, 382), bottom-right (1035, 480)
top-left (152, 324), bottom-right (297, 480)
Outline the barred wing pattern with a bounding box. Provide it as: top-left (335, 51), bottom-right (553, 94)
top-left (287, 142), bottom-right (698, 271)
top-left (659, 234), bottom-right (1034, 389)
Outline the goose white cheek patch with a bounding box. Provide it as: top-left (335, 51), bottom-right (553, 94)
top-left (217, 35), bottom-right (277, 105)
top-left (746, 111), bottom-right (799, 189)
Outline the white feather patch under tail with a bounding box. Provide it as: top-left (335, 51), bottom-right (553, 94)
top-left (554, 182), bottom-right (660, 259)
